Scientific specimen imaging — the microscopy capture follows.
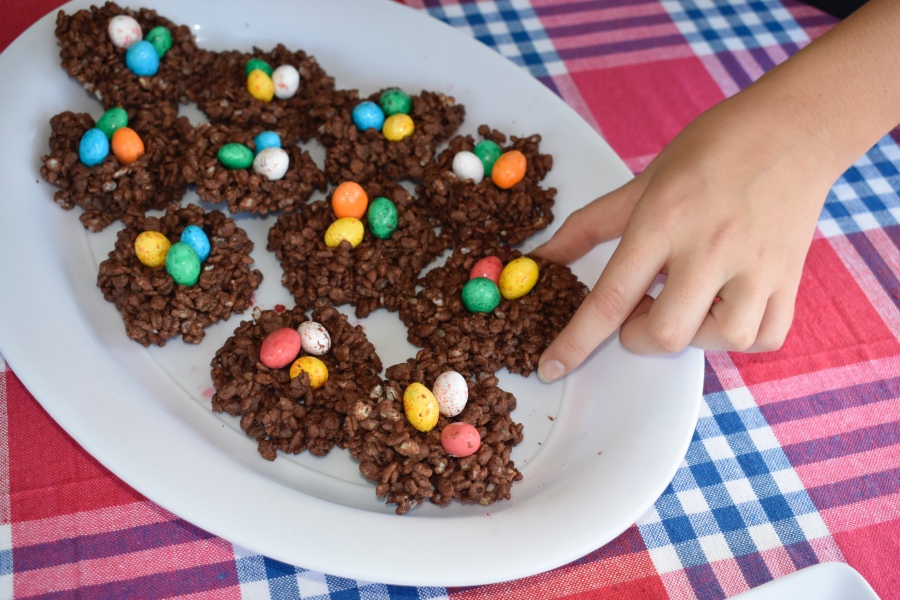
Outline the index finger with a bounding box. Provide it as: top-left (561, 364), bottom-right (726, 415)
top-left (537, 231), bottom-right (665, 382)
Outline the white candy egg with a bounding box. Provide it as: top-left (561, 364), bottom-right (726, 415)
top-left (451, 150), bottom-right (485, 185)
top-left (108, 15), bottom-right (143, 49)
top-left (252, 147), bottom-right (290, 181)
top-left (297, 321), bottom-right (331, 356)
top-left (271, 65), bottom-right (300, 100)
top-left (433, 370), bottom-right (469, 417)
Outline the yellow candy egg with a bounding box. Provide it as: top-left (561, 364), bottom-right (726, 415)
top-left (324, 217), bottom-right (364, 248)
top-left (498, 256), bottom-right (540, 300)
top-left (289, 356), bottom-right (329, 389)
top-left (247, 69), bottom-right (274, 102)
top-left (403, 382), bottom-right (439, 432)
top-left (134, 230), bottom-right (171, 268)
top-left (382, 113), bottom-right (415, 142)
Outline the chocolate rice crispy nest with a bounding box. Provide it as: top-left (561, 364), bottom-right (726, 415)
top-left (267, 180), bottom-right (449, 318)
top-left (55, 2), bottom-right (211, 109)
top-left (400, 239), bottom-right (589, 377)
top-left (418, 124), bottom-right (556, 246)
top-left (181, 122), bottom-right (327, 215)
top-left (319, 88), bottom-right (466, 185)
top-left (210, 305), bottom-right (383, 461)
top-left (40, 103), bottom-right (193, 232)
top-left (97, 203), bottom-right (263, 347)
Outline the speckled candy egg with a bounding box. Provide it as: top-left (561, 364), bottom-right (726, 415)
top-left (469, 255), bottom-right (503, 285)
top-left (452, 150), bottom-right (484, 184)
top-left (245, 58), bottom-right (273, 77)
top-left (433, 370), bottom-right (468, 417)
top-left (165, 242), bottom-right (201, 286)
top-left (382, 113), bottom-right (414, 142)
top-left (125, 40), bottom-right (160, 77)
top-left (379, 88), bottom-right (412, 116)
top-left (254, 131), bottom-right (281, 154)
top-left (297, 321), bottom-right (331, 356)
top-left (289, 356), bottom-right (329, 389)
top-left (252, 147), bottom-right (290, 180)
top-left (352, 101), bottom-right (385, 132)
top-left (473, 139), bottom-right (502, 176)
top-left (95, 107), bottom-right (128, 140)
top-left (324, 218), bottom-right (365, 248)
top-left (108, 15), bottom-right (142, 49)
top-left (271, 64), bottom-right (300, 99)
top-left (179, 225), bottom-right (210, 262)
top-left (499, 256), bottom-right (540, 300)
top-left (366, 196), bottom-right (398, 240)
top-left (331, 181), bottom-right (368, 219)
top-left (491, 150), bottom-right (527, 190)
top-left (403, 382), bottom-right (439, 433)
top-left (441, 422), bottom-right (481, 458)
top-left (259, 327), bottom-right (302, 369)
top-left (78, 128), bottom-right (109, 167)
top-left (218, 143), bottom-right (254, 170)
top-left (247, 69), bottom-right (274, 102)
top-left (134, 230), bottom-right (171, 268)
top-left (145, 26), bottom-right (172, 58)
top-left (111, 127), bottom-right (144, 165)
top-left (461, 277), bottom-right (501, 313)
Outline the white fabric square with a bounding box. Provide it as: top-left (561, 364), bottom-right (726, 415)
top-left (296, 570), bottom-right (330, 598)
top-left (853, 212), bottom-right (882, 232)
top-left (771, 468), bottom-right (805, 495)
top-left (698, 532), bottom-right (735, 563)
top-left (648, 544), bottom-right (685, 574)
top-left (748, 426), bottom-right (781, 452)
top-left (747, 522), bottom-right (783, 552)
top-left (728, 387), bottom-right (757, 411)
top-left (239, 580), bottom-right (273, 600)
top-left (866, 177), bottom-right (894, 196)
top-left (638, 504), bottom-right (663, 526)
top-left (678, 488), bottom-right (712, 515)
top-left (817, 218), bottom-right (843, 239)
top-left (796, 511), bottom-right (831, 540)
top-left (704, 435), bottom-right (735, 461)
top-left (724, 478), bottom-right (757, 504)
top-left (832, 182), bottom-right (857, 201)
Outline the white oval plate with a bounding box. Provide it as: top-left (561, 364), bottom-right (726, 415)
top-left (0, 0), bottom-right (703, 587)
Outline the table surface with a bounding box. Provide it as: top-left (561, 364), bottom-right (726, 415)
top-left (2, 0), bottom-right (899, 598)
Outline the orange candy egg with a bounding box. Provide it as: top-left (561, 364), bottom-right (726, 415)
top-left (331, 181), bottom-right (368, 219)
top-left (111, 127), bottom-right (145, 165)
top-left (491, 150), bottom-right (527, 190)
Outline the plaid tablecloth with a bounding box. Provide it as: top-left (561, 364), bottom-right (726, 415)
top-left (2, 0), bottom-right (899, 598)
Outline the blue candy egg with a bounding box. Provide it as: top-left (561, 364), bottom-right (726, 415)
top-left (126, 40), bottom-right (160, 76)
top-left (180, 225), bottom-right (211, 262)
top-left (79, 128), bottom-right (109, 167)
top-left (253, 131), bottom-right (282, 154)
top-left (352, 101), bottom-right (385, 131)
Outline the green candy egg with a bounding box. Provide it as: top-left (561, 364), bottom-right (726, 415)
top-left (367, 196), bottom-right (399, 240)
top-left (146, 26), bottom-right (173, 58)
top-left (217, 143), bottom-right (254, 169)
top-left (379, 88), bottom-right (412, 116)
top-left (462, 277), bottom-right (501, 313)
top-left (165, 242), bottom-right (201, 286)
top-left (473, 140), bottom-right (503, 177)
top-left (96, 107), bottom-right (128, 140)
top-left (245, 58), bottom-right (273, 77)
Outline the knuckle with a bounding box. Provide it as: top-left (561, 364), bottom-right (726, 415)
top-left (752, 329), bottom-right (788, 353)
top-left (589, 284), bottom-right (630, 324)
top-left (648, 321), bottom-right (692, 354)
top-left (720, 324), bottom-right (757, 351)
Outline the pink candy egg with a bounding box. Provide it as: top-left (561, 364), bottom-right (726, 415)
top-left (469, 255), bottom-right (503, 285)
top-left (441, 422), bottom-right (481, 458)
top-left (259, 327), bottom-right (302, 369)
top-left (433, 370), bottom-right (468, 417)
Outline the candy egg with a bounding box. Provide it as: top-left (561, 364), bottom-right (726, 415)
top-left (145, 25), bottom-right (172, 58)
top-left (218, 143), bottom-right (254, 169)
top-left (108, 15), bottom-right (142, 49)
top-left (379, 88), bottom-right (412, 116)
top-left (297, 321), bottom-right (331, 356)
top-left (134, 230), bottom-right (171, 268)
top-left (433, 370), bottom-right (469, 417)
top-left (451, 150), bottom-right (484, 184)
top-left (253, 131), bottom-right (281, 154)
top-left (332, 181), bottom-right (368, 219)
top-left (462, 277), bottom-right (501, 313)
top-left (473, 139), bottom-right (502, 177)
top-left (252, 147), bottom-right (290, 181)
top-left (165, 242), bottom-right (201, 286)
top-left (469, 255), bottom-right (503, 285)
top-left (382, 113), bottom-right (414, 141)
top-left (367, 196), bottom-right (398, 240)
top-left (111, 127), bottom-right (144, 165)
top-left (78, 128), bottom-right (109, 167)
top-left (259, 327), bottom-right (302, 369)
top-left (324, 217), bottom-right (365, 248)
top-left (125, 40), bottom-right (160, 76)
top-left (403, 382), bottom-right (439, 433)
top-left (289, 356), bottom-right (329, 389)
top-left (179, 224), bottom-right (210, 262)
top-left (499, 256), bottom-right (539, 300)
top-left (441, 422), bottom-right (481, 458)
top-left (95, 107), bottom-right (128, 140)
top-left (352, 101), bottom-right (385, 132)
top-left (247, 69), bottom-right (274, 102)
top-left (491, 150), bottom-right (527, 189)
top-left (245, 58), bottom-right (273, 77)
top-left (271, 64), bottom-right (300, 99)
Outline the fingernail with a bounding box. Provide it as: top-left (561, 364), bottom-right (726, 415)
top-left (537, 359), bottom-right (566, 383)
